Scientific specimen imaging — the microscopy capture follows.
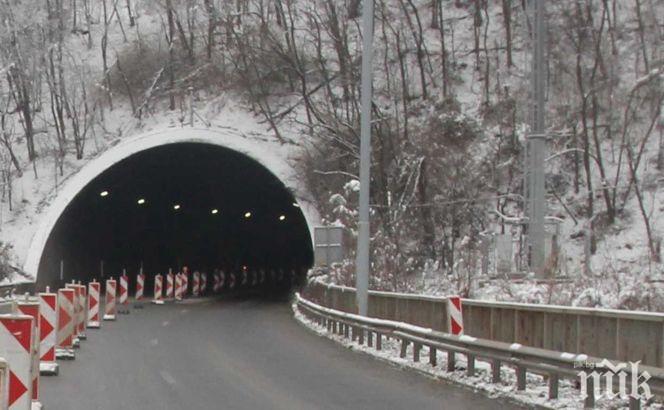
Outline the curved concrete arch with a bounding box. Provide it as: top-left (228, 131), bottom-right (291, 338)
top-left (23, 127), bottom-right (319, 278)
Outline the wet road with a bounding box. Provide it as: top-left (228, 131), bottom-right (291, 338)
top-left (40, 297), bottom-right (520, 410)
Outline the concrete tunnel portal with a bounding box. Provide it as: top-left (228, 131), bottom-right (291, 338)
top-left (26, 130), bottom-right (315, 293)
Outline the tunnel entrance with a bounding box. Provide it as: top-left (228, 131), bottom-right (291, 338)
top-left (35, 142), bottom-right (313, 291)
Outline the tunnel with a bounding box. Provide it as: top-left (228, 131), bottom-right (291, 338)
top-left (34, 142), bottom-right (313, 293)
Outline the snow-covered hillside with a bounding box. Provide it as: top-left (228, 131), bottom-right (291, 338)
top-left (0, 0), bottom-right (662, 310)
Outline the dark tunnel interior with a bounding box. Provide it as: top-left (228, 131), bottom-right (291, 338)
top-left (36, 142), bottom-right (313, 293)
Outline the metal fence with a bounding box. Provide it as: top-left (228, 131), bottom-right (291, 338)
top-left (303, 280), bottom-right (664, 368)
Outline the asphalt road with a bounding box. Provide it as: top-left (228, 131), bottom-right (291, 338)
top-left (40, 297), bottom-right (521, 410)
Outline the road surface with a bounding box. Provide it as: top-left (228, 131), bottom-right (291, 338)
top-left (40, 297), bottom-right (521, 409)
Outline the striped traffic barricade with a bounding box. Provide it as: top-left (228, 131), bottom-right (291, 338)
top-left (16, 297), bottom-right (40, 403)
top-left (118, 273), bottom-right (130, 314)
top-left (201, 272), bottom-right (207, 295)
top-left (87, 281), bottom-right (101, 329)
top-left (38, 290), bottom-right (58, 375)
top-left (192, 271), bottom-right (200, 297)
top-left (446, 296), bottom-right (464, 335)
top-left (65, 283), bottom-right (85, 343)
top-left (55, 288), bottom-right (76, 360)
top-left (134, 272), bottom-right (146, 309)
top-left (152, 274), bottom-right (164, 304)
top-left (0, 314), bottom-right (36, 410)
top-left (174, 274), bottom-right (183, 301)
top-left (103, 279), bottom-right (117, 321)
top-left (166, 271), bottom-right (174, 300)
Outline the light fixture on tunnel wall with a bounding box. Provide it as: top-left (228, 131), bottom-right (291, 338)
top-left (244, 211), bottom-right (252, 219)
top-left (292, 202), bottom-right (300, 208)
top-left (279, 215), bottom-right (286, 221)
top-left (100, 190), bottom-right (109, 197)
top-left (173, 204), bottom-right (181, 210)
top-left (137, 198), bottom-right (146, 205)
top-left (211, 209), bottom-right (219, 215)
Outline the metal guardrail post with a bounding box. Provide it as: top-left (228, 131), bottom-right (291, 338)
top-left (492, 359), bottom-right (501, 383)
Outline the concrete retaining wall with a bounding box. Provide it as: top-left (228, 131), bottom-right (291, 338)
top-left (302, 280), bottom-right (664, 367)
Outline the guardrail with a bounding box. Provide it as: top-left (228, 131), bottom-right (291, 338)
top-left (302, 280), bottom-right (664, 368)
top-left (295, 293), bottom-right (664, 409)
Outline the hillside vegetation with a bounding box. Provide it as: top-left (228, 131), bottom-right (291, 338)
top-left (0, 1), bottom-right (662, 306)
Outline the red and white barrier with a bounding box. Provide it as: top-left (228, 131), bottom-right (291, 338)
top-left (153, 274), bottom-right (163, 304)
top-left (166, 272), bottom-right (174, 299)
top-left (120, 274), bottom-right (128, 305)
top-left (219, 271), bottom-right (225, 289)
top-left (181, 272), bottom-right (189, 297)
top-left (229, 272), bottom-right (236, 289)
top-left (104, 279), bottom-right (116, 321)
top-left (192, 271), bottom-right (200, 297)
top-left (87, 281), bottom-right (101, 329)
top-left (0, 314), bottom-right (36, 410)
top-left (56, 288), bottom-right (76, 359)
top-left (175, 273), bottom-right (182, 300)
top-left (136, 273), bottom-right (145, 301)
top-left (446, 296), bottom-right (464, 335)
top-left (16, 298), bottom-right (40, 402)
top-left (201, 272), bottom-right (207, 294)
top-left (241, 270), bottom-right (247, 286)
top-left (65, 284), bottom-right (83, 344)
top-left (78, 283), bottom-right (88, 338)
top-left (213, 273), bottom-right (220, 293)
top-left (38, 290), bottom-right (58, 375)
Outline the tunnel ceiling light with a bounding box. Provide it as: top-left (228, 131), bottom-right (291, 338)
top-left (173, 204), bottom-right (181, 210)
top-left (100, 190), bottom-right (109, 197)
top-left (279, 214), bottom-right (286, 221)
top-left (244, 211), bottom-right (252, 219)
top-left (211, 208), bottom-right (219, 215)
top-left (137, 198), bottom-right (146, 205)
top-left (292, 202), bottom-right (300, 208)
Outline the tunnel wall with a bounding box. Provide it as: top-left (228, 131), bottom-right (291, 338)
top-left (23, 128), bottom-right (320, 280)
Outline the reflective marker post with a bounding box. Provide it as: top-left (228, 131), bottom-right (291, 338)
top-left (355, 0), bottom-right (375, 317)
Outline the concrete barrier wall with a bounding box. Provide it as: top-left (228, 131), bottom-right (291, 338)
top-left (303, 280), bottom-right (664, 367)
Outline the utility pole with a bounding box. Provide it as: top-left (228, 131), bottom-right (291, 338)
top-left (526, 0), bottom-right (547, 276)
top-left (355, 0), bottom-right (375, 316)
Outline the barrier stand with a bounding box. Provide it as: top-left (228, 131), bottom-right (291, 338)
top-left (174, 274), bottom-right (183, 301)
top-left (0, 314), bottom-right (36, 410)
top-left (87, 281), bottom-right (101, 329)
top-left (192, 271), bottom-right (200, 297)
top-left (134, 272), bottom-right (145, 309)
top-left (37, 289), bottom-right (59, 375)
top-left (166, 271), bottom-right (174, 300)
top-left (260, 269), bottom-right (265, 285)
top-left (103, 279), bottom-right (117, 321)
top-left (152, 274), bottom-right (164, 305)
top-left (15, 296), bottom-right (40, 404)
top-left (118, 273), bottom-right (130, 314)
top-left (55, 288), bottom-right (76, 360)
top-left (446, 296), bottom-right (464, 335)
top-left (65, 284), bottom-right (81, 347)
top-left (201, 272), bottom-right (207, 295)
